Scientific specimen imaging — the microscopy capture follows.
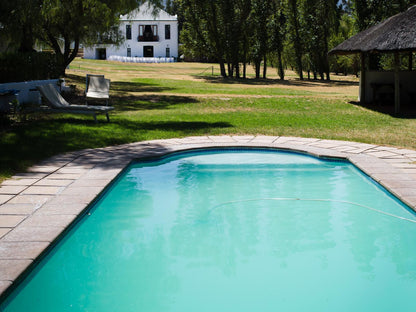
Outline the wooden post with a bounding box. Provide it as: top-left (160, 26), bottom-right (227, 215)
top-left (394, 52), bottom-right (401, 114)
top-left (360, 52), bottom-right (366, 104)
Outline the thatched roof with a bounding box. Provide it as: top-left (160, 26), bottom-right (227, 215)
top-left (330, 5), bottom-right (416, 55)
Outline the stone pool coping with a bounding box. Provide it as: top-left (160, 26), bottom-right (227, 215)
top-left (1, 135), bottom-right (416, 298)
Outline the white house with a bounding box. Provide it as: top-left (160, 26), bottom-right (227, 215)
top-left (84, 3), bottom-right (178, 62)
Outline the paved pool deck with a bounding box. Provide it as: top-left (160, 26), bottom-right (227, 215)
top-left (1, 135), bottom-right (416, 298)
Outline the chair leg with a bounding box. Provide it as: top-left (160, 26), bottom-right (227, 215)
top-left (106, 113), bottom-right (110, 122)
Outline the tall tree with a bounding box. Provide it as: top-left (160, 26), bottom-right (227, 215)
top-left (180, 0), bottom-right (229, 76)
top-left (250, 0), bottom-right (271, 78)
top-left (269, 0), bottom-right (286, 80)
top-left (302, 0), bottom-right (338, 80)
top-left (286, 0), bottom-right (304, 80)
top-left (180, 0), bottom-right (253, 78)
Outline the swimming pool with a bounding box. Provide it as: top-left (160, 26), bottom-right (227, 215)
top-left (2, 149), bottom-right (416, 311)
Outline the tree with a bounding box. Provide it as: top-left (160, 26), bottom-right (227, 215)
top-left (329, 13), bottom-right (360, 76)
top-left (180, 0), bottom-right (253, 78)
top-left (0, 0), bottom-right (163, 75)
top-left (250, 0), bottom-right (271, 79)
top-left (0, 0), bottom-right (43, 52)
top-left (302, 0), bottom-right (338, 80)
top-left (269, 0), bottom-right (286, 80)
top-left (285, 0), bottom-right (304, 79)
top-left (179, 0), bottom-right (229, 76)
top-left (351, 0), bottom-right (416, 31)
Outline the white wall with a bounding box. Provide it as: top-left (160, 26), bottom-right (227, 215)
top-left (0, 79), bottom-right (60, 106)
top-left (84, 20), bottom-right (178, 60)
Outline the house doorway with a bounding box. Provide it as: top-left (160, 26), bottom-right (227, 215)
top-left (96, 48), bottom-right (107, 60)
top-left (143, 46), bottom-right (154, 57)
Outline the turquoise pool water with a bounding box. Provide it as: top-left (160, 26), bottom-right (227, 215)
top-left (2, 149), bottom-right (416, 311)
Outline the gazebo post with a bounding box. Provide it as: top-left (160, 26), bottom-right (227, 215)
top-left (360, 52), bottom-right (367, 104)
top-left (394, 52), bottom-right (401, 114)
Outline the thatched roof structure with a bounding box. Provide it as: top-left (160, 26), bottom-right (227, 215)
top-left (330, 5), bottom-right (416, 55)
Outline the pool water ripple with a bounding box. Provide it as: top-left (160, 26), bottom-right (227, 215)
top-left (2, 149), bottom-right (416, 312)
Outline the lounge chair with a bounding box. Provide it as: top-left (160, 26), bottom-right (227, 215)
top-left (37, 84), bottom-right (114, 122)
top-left (85, 74), bottom-right (110, 106)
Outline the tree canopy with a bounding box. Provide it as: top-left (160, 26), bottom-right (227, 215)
top-left (178, 0), bottom-right (416, 79)
top-left (1, 0), bottom-right (416, 79)
top-left (0, 0), bottom-right (163, 75)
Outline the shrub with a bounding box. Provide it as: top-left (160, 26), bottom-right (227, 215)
top-left (0, 52), bottom-right (62, 83)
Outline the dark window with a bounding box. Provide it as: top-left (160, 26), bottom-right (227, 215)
top-left (144, 46), bottom-right (154, 57)
top-left (165, 25), bottom-right (171, 40)
top-left (139, 25), bottom-right (158, 41)
top-left (126, 25), bottom-right (132, 40)
top-left (127, 48), bottom-right (131, 57)
top-left (166, 47), bottom-right (170, 57)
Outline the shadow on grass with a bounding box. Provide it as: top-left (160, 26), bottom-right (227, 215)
top-left (350, 101), bottom-right (416, 119)
top-left (197, 75), bottom-right (359, 87)
top-left (112, 119), bottom-right (232, 131)
top-left (111, 94), bottom-right (199, 111)
top-left (65, 74), bottom-right (175, 93)
top-left (111, 80), bottom-right (174, 93)
top-left (65, 74), bottom-right (85, 85)
top-left (54, 77), bottom-right (199, 111)
top-left (0, 117), bottom-right (233, 178)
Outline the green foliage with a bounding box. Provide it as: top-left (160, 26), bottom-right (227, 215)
top-left (0, 1), bottom-right (163, 75)
top-left (177, 0), bottom-right (416, 80)
top-left (0, 52), bottom-right (61, 83)
top-left (351, 0), bottom-right (416, 31)
top-left (0, 0), bottom-right (43, 52)
top-left (328, 13), bottom-right (360, 76)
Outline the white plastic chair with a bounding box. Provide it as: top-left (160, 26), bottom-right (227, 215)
top-left (85, 74), bottom-right (110, 106)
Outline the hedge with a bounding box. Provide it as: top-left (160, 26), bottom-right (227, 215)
top-left (0, 52), bottom-right (62, 83)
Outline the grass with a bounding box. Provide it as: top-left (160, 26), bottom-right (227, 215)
top-left (1, 58), bottom-right (416, 182)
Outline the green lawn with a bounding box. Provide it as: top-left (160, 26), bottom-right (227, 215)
top-left (1, 59), bottom-right (415, 182)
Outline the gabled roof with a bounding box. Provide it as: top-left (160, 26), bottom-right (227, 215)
top-left (120, 2), bottom-right (177, 22)
top-left (330, 5), bottom-right (416, 55)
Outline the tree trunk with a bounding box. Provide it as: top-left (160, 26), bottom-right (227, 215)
top-left (18, 24), bottom-right (36, 52)
top-left (219, 61), bottom-right (227, 77)
top-left (289, 0), bottom-right (303, 80)
top-left (235, 62), bottom-right (240, 78)
top-left (255, 61), bottom-right (261, 79)
top-left (277, 50), bottom-right (284, 80)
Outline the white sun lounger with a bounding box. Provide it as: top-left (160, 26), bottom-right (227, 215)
top-left (37, 84), bottom-right (114, 122)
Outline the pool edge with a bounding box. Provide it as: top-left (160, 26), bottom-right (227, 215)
top-left (1, 135), bottom-right (416, 300)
